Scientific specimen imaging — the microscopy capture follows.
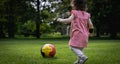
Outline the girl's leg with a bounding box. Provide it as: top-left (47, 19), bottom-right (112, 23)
top-left (70, 46), bottom-right (84, 58)
top-left (70, 46), bottom-right (88, 64)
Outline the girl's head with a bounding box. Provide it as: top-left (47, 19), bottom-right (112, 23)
top-left (70, 0), bottom-right (87, 11)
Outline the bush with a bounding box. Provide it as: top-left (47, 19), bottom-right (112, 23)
top-left (41, 32), bottom-right (61, 38)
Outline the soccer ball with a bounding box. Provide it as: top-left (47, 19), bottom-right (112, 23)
top-left (41, 44), bottom-right (56, 57)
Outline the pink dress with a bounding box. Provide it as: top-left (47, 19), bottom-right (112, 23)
top-left (69, 10), bottom-right (90, 48)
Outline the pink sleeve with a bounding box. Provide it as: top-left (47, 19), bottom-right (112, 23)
top-left (88, 13), bottom-right (91, 19)
top-left (70, 10), bottom-right (76, 16)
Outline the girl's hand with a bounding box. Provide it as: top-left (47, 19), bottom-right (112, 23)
top-left (57, 18), bottom-right (62, 22)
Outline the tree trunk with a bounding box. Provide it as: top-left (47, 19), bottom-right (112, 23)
top-left (7, 0), bottom-right (15, 38)
top-left (36, 0), bottom-right (40, 38)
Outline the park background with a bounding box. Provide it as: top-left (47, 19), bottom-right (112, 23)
top-left (0, 0), bottom-right (120, 64)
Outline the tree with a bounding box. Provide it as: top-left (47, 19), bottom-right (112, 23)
top-left (35, 0), bottom-right (40, 38)
top-left (0, 0), bottom-right (36, 38)
top-left (90, 0), bottom-right (108, 37)
top-left (50, 0), bottom-right (71, 35)
top-left (108, 0), bottom-right (120, 38)
top-left (32, 0), bottom-right (71, 37)
top-left (0, 0), bottom-right (6, 38)
top-left (88, 0), bottom-right (120, 38)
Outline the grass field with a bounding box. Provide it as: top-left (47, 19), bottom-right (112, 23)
top-left (0, 38), bottom-right (120, 64)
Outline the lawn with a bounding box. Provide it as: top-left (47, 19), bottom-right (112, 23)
top-left (0, 38), bottom-right (120, 64)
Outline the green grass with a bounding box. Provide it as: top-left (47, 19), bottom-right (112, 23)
top-left (0, 39), bottom-right (120, 64)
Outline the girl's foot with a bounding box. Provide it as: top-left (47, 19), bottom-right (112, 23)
top-left (79, 55), bottom-right (88, 64)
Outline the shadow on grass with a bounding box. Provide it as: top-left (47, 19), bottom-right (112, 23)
top-left (0, 36), bottom-right (120, 41)
top-left (13, 36), bottom-right (120, 40)
top-left (41, 56), bottom-right (58, 60)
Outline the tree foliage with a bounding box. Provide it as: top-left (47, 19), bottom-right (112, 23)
top-left (0, 0), bottom-right (36, 38)
top-left (0, 0), bottom-right (119, 39)
top-left (88, 0), bottom-right (120, 38)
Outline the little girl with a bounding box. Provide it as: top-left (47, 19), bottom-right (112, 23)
top-left (57, 0), bottom-right (94, 64)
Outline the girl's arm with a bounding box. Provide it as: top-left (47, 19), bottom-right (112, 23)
top-left (57, 14), bottom-right (74, 23)
top-left (88, 19), bottom-right (94, 36)
top-left (88, 19), bottom-right (94, 29)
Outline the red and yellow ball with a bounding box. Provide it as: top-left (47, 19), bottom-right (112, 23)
top-left (41, 44), bottom-right (56, 57)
